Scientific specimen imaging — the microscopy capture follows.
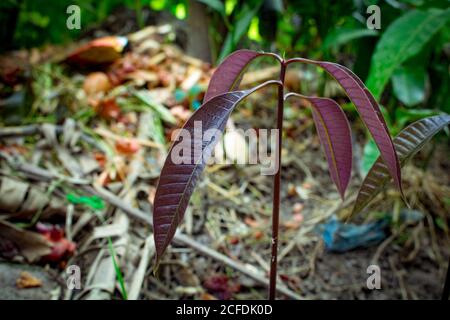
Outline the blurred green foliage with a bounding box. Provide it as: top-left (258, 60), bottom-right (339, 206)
top-left (0, 0), bottom-right (125, 49)
top-left (2, 0), bottom-right (449, 122)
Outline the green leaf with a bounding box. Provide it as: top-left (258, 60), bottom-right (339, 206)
top-left (218, 0), bottom-right (264, 62)
top-left (133, 90), bottom-right (176, 124)
top-left (435, 216), bottom-right (448, 232)
top-left (107, 237), bottom-right (128, 300)
top-left (366, 8), bottom-right (450, 99)
top-left (392, 65), bottom-right (427, 107)
top-left (148, 110), bottom-right (166, 147)
top-left (66, 193), bottom-right (105, 210)
top-left (247, 16), bottom-right (262, 42)
top-left (196, 0), bottom-right (225, 16)
top-left (322, 27), bottom-right (378, 51)
top-left (394, 107), bottom-right (438, 130)
top-left (360, 139), bottom-right (379, 177)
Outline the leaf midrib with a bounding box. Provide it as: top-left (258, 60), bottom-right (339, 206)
top-left (313, 108), bottom-right (342, 195)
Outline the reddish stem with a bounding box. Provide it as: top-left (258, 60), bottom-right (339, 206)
top-left (269, 61), bottom-right (286, 300)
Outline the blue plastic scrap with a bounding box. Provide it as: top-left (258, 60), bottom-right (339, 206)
top-left (317, 215), bottom-right (388, 252)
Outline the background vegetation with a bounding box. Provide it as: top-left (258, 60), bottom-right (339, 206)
top-left (2, 0), bottom-right (448, 120)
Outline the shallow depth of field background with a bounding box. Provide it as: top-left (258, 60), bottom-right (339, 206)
top-left (0, 0), bottom-right (449, 300)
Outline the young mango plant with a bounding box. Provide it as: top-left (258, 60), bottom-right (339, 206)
top-left (152, 49), bottom-right (405, 300)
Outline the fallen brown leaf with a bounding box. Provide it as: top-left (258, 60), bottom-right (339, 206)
top-left (0, 221), bottom-right (51, 262)
top-left (16, 272), bottom-right (42, 289)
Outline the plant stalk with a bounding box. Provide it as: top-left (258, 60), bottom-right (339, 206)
top-left (269, 61), bottom-right (286, 300)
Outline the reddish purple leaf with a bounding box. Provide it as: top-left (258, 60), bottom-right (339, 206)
top-left (285, 93), bottom-right (352, 198)
top-left (287, 58), bottom-right (402, 196)
top-left (154, 81), bottom-right (278, 263)
top-left (203, 50), bottom-right (277, 103)
top-left (352, 114), bottom-right (450, 217)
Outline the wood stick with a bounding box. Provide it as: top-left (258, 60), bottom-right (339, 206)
top-left (1, 156), bottom-right (303, 300)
